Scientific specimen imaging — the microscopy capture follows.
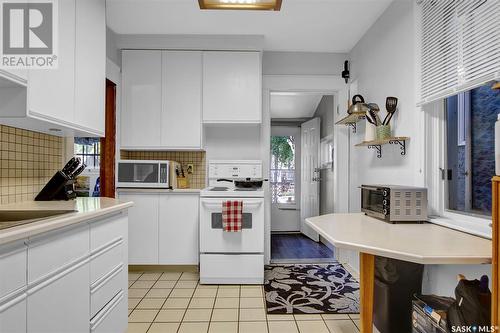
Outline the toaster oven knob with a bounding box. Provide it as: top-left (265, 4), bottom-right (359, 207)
top-left (383, 208), bottom-right (388, 215)
top-left (383, 190), bottom-right (389, 197)
top-left (383, 199), bottom-right (388, 205)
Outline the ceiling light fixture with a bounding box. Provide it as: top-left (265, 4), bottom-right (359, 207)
top-left (198, 0), bottom-right (282, 11)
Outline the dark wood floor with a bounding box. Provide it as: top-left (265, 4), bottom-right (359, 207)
top-left (271, 233), bottom-right (334, 260)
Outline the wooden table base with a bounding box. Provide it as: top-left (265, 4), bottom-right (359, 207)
top-left (360, 252), bottom-right (375, 333)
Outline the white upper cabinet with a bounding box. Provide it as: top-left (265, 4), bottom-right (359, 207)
top-left (202, 51), bottom-right (261, 124)
top-left (161, 51), bottom-right (202, 149)
top-left (27, 0), bottom-right (76, 125)
top-left (121, 50), bottom-right (203, 149)
top-left (74, 0), bottom-right (106, 135)
top-left (121, 50), bottom-right (162, 149)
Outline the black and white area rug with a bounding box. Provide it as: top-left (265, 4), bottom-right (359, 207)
top-left (264, 264), bottom-right (360, 314)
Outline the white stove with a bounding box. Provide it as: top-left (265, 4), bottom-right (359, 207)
top-left (199, 160), bottom-right (264, 284)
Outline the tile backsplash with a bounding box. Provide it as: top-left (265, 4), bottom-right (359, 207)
top-left (0, 125), bottom-right (63, 204)
top-left (120, 150), bottom-right (206, 189)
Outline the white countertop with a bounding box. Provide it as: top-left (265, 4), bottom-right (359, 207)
top-left (306, 213), bottom-right (492, 265)
top-left (117, 188), bottom-right (201, 194)
top-left (0, 197), bottom-right (133, 246)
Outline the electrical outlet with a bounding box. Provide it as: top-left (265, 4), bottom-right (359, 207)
top-left (187, 164), bottom-right (194, 174)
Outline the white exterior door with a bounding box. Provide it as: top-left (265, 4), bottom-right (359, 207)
top-left (300, 118), bottom-right (320, 242)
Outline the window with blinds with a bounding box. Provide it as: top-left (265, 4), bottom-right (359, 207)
top-left (420, 0), bottom-right (499, 104)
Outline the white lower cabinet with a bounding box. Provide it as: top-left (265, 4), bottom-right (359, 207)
top-left (0, 211), bottom-right (129, 333)
top-left (27, 262), bottom-right (90, 333)
top-left (118, 191), bottom-right (199, 265)
top-left (159, 194), bottom-right (199, 264)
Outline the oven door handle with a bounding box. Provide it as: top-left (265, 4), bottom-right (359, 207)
top-left (201, 201), bottom-right (263, 209)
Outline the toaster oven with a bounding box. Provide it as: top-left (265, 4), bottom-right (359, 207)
top-left (361, 185), bottom-right (428, 223)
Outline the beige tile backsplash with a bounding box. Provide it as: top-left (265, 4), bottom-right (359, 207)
top-left (0, 125), bottom-right (63, 204)
top-left (120, 151), bottom-right (206, 189)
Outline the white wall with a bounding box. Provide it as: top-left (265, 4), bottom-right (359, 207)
top-left (263, 51), bottom-right (347, 76)
top-left (342, 0), bottom-right (491, 297)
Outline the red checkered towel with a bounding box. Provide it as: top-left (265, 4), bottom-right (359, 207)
top-left (222, 201), bottom-right (243, 232)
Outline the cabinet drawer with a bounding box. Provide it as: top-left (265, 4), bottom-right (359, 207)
top-left (90, 240), bottom-right (124, 284)
top-left (90, 290), bottom-right (127, 333)
top-left (91, 263), bottom-right (124, 318)
top-left (200, 254), bottom-right (263, 284)
top-left (28, 224), bottom-right (90, 283)
top-left (90, 214), bottom-right (126, 252)
top-left (0, 241), bottom-right (27, 299)
top-left (0, 293), bottom-right (27, 333)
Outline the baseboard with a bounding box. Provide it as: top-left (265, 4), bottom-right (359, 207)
top-left (128, 265), bottom-right (199, 272)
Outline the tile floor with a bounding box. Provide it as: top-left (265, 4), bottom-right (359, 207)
top-left (127, 271), bottom-right (360, 333)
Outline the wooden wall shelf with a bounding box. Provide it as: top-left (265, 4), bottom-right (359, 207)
top-left (355, 137), bottom-right (409, 158)
top-left (335, 112), bottom-right (366, 133)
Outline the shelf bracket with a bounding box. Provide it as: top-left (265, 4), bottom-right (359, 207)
top-left (346, 123), bottom-right (357, 134)
top-left (389, 140), bottom-right (406, 156)
top-left (368, 145), bottom-right (382, 158)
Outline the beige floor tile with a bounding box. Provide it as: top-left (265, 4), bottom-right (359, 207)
top-left (147, 322), bottom-right (180, 333)
top-left (129, 309), bottom-right (133, 316)
top-left (138, 272), bottom-right (162, 281)
top-left (268, 321), bottom-right (299, 333)
top-left (193, 288), bottom-right (218, 298)
top-left (196, 284), bottom-right (218, 290)
top-left (217, 288), bottom-right (240, 298)
top-left (296, 320), bottom-right (330, 333)
top-left (130, 280), bottom-right (155, 289)
top-left (321, 314), bottom-right (350, 320)
top-left (180, 272), bottom-right (200, 281)
top-left (214, 297), bottom-right (239, 309)
top-left (176, 281), bottom-right (199, 289)
top-left (240, 287), bottom-right (263, 297)
top-left (293, 314), bottom-right (322, 321)
top-left (128, 309), bottom-right (159, 323)
top-left (240, 297), bottom-right (264, 309)
top-left (154, 309), bottom-right (186, 322)
top-left (146, 288), bottom-right (172, 298)
top-left (159, 272), bottom-right (183, 281)
top-left (128, 281), bottom-right (135, 288)
top-left (128, 289), bottom-right (149, 298)
top-left (267, 314), bottom-right (295, 321)
top-left (324, 319), bottom-right (360, 333)
top-left (218, 285), bottom-right (240, 289)
top-left (352, 319), bottom-right (360, 330)
top-left (211, 308), bottom-right (239, 322)
top-left (170, 288), bottom-right (195, 298)
top-left (177, 322), bottom-right (209, 333)
top-left (126, 323), bottom-right (150, 333)
top-left (349, 313), bottom-right (360, 319)
top-left (136, 298), bottom-right (165, 309)
top-left (183, 308), bottom-right (213, 322)
top-left (128, 273), bottom-right (142, 281)
top-left (208, 321), bottom-right (238, 333)
top-left (153, 280), bottom-right (177, 289)
top-left (189, 298), bottom-right (215, 309)
top-left (163, 298), bottom-right (191, 309)
top-left (239, 308), bottom-right (266, 322)
top-left (129, 298), bottom-right (141, 309)
top-left (239, 321), bottom-right (269, 333)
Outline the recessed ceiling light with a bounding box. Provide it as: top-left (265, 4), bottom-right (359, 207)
top-left (198, 0), bottom-right (282, 11)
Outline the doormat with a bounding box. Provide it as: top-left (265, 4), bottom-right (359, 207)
top-left (264, 264), bottom-right (360, 314)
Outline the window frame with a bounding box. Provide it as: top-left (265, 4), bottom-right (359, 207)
top-left (423, 99), bottom-right (492, 238)
top-left (74, 142), bottom-right (100, 169)
top-left (270, 134), bottom-right (297, 208)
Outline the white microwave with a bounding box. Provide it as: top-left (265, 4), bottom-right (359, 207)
top-left (117, 160), bottom-right (170, 188)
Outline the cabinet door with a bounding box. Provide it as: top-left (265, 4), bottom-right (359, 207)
top-left (27, 262), bottom-right (89, 333)
top-left (74, 0), bottom-right (106, 135)
top-left (202, 51), bottom-right (261, 123)
top-left (161, 51), bottom-right (202, 149)
top-left (0, 295), bottom-right (26, 333)
top-left (118, 193), bottom-right (159, 264)
top-left (159, 194), bottom-right (199, 265)
top-left (27, 0), bottom-right (75, 124)
top-left (121, 51), bottom-right (162, 148)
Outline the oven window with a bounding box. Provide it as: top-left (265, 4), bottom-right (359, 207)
top-left (362, 189), bottom-right (384, 213)
top-left (118, 163), bottom-right (159, 183)
top-left (211, 213), bottom-right (253, 229)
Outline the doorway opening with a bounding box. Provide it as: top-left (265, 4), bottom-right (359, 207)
top-left (269, 92), bottom-right (335, 263)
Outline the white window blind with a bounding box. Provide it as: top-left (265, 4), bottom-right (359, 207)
top-left (419, 0), bottom-right (499, 105)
